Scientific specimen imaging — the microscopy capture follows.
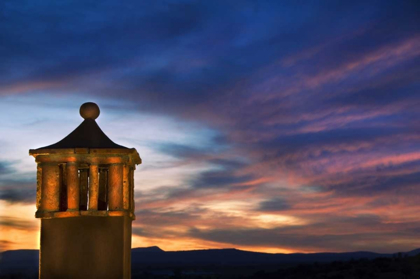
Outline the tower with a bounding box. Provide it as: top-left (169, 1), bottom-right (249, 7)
top-left (29, 102), bottom-right (141, 278)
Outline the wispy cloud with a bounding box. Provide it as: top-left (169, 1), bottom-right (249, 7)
top-left (1, 0), bottom-right (419, 253)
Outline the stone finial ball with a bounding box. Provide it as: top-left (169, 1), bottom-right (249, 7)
top-left (80, 102), bottom-right (100, 120)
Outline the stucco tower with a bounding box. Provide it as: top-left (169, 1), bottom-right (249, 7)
top-left (29, 102), bottom-right (141, 279)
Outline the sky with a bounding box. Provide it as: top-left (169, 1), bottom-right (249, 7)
top-left (0, 0), bottom-right (420, 254)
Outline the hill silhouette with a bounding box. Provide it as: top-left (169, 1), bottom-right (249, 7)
top-left (131, 247), bottom-right (400, 265)
top-left (1, 247), bottom-right (420, 278)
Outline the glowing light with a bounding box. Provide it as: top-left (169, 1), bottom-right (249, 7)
top-left (253, 214), bottom-right (306, 229)
top-left (0, 201), bottom-right (39, 251)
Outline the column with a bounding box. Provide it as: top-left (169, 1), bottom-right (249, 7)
top-left (36, 163), bottom-right (42, 210)
top-left (130, 167), bottom-right (135, 212)
top-left (108, 164), bottom-right (123, 210)
top-left (66, 162), bottom-right (79, 211)
top-left (123, 164), bottom-right (129, 210)
top-left (130, 165), bottom-right (136, 213)
top-left (40, 163), bottom-right (60, 211)
top-left (88, 164), bottom-right (99, 210)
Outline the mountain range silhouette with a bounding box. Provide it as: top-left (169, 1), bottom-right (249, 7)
top-left (1, 246), bottom-right (420, 276)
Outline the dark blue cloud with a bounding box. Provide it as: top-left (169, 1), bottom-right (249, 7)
top-left (157, 143), bottom-right (210, 159)
top-left (0, 161), bottom-right (35, 204)
top-left (188, 156), bottom-right (255, 188)
top-left (153, 140), bottom-right (256, 189)
top-left (2, 0), bottom-right (416, 113)
top-left (0, 161), bottom-right (14, 176)
top-left (252, 126), bottom-right (409, 163)
top-left (258, 198), bottom-right (291, 212)
top-left (0, 179), bottom-right (36, 203)
top-left (1, 0), bottom-right (420, 252)
top-left (0, 1), bottom-right (208, 88)
top-left (192, 170), bottom-right (254, 188)
top-left (326, 60), bottom-right (420, 107)
top-left (326, 170), bottom-right (420, 197)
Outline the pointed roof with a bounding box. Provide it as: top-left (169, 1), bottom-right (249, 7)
top-left (36, 119), bottom-right (128, 149)
top-left (33, 102), bottom-right (128, 150)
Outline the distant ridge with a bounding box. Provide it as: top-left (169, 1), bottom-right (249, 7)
top-left (133, 246), bottom-right (164, 253)
top-left (1, 246), bottom-right (420, 276)
top-left (131, 247), bottom-right (420, 265)
top-left (405, 248), bottom-right (420, 256)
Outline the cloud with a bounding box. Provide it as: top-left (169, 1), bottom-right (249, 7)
top-left (0, 180), bottom-right (36, 204)
top-left (0, 161), bottom-right (15, 176)
top-left (0, 161), bottom-right (36, 204)
top-left (0, 240), bottom-right (15, 251)
top-left (0, 216), bottom-right (38, 230)
top-left (188, 215), bottom-right (420, 253)
top-left (0, 1), bottom-right (207, 88)
top-left (157, 143), bottom-right (210, 160)
top-left (192, 170), bottom-right (254, 189)
top-left (1, 0), bottom-right (420, 253)
top-left (326, 170), bottom-right (420, 197)
top-left (258, 198), bottom-right (291, 212)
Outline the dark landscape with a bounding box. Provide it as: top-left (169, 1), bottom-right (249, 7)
top-left (1, 247), bottom-right (420, 279)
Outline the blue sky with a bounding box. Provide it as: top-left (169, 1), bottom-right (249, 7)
top-left (1, 0), bottom-right (420, 253)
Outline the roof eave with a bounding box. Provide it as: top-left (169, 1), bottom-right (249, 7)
top-left (29, 147), bottom-right (142, 165)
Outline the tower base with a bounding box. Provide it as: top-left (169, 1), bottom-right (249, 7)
top-left (40, 215), bottom-right (132, 279)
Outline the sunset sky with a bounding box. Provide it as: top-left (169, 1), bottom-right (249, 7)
top-left (1, 1), bottom-right (420, 254)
